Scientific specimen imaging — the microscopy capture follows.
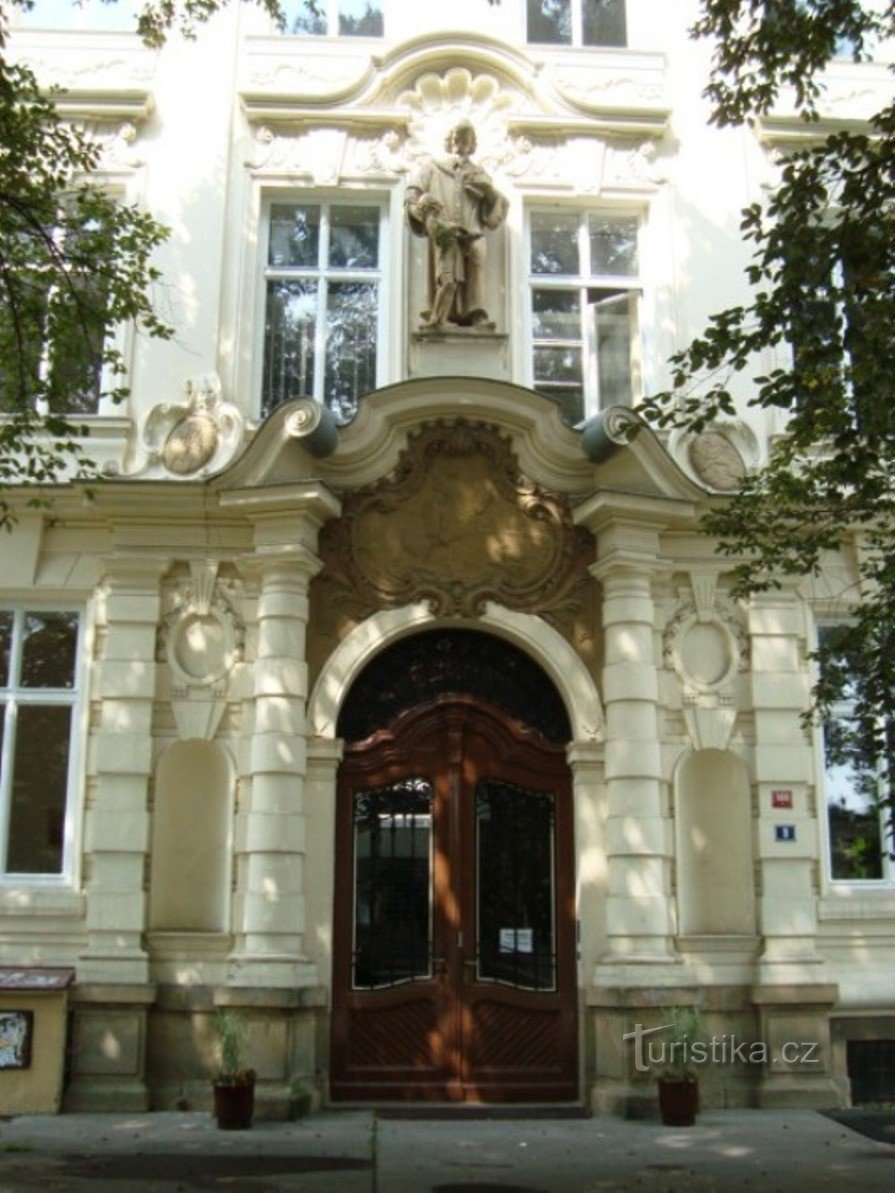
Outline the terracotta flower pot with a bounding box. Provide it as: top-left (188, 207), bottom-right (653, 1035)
top-left (657, 1075), bottom-right (699, 1127)
top-left (213, 1077), bottom-right (255, 1130)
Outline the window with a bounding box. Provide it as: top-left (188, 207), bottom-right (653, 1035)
top-left (261, 200), bottom-right (384, 423)
top-left (0, 610), bottom-right (81, 878)
top-left (527, 0), bottom-right (626, 47)
top-left (788, 223), bottom-right (887, 426)
top-left (0, 212), bottom-right (109, 418)
top-left (527, 208), bottom-right (640, 424)
top-left (284, 0), bottom-right (384, 37)
top-left (15, 0), bottom-right (142, 31)
top-left (818, 627), bottom-right (892, 883)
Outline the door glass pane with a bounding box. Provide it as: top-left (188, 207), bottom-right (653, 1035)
top-left (531, 212), bottom-right (580, 275)
top-left (21, 613), bottom-right (78, 689)
top-left (527, 0), bottom-right (572, 44)
top-left (324, 281), bottom-right (377, 423)
top-left (268, 204), bottom-right (320, 269)
top-left (262, 279), bottom-right (318, 415)
top-left (583, 0), bottom-right (627, 47)
top-left (329, 206), bottom-right (379, 269)
top-left (353, 777), bottom-right (433, 989)
top-left (477, 780), bottom-right (556, 991)
top-left (6, 705), bottom-right (71, 874)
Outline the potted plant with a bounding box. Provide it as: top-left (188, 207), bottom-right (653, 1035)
top-left (656, 1006), bottom-right (704, 1127)
top-left (212, 1009), bottom-right (255, 1130)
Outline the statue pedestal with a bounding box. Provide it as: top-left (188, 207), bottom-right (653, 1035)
top-left (408, 329), bottom-right (510, 382)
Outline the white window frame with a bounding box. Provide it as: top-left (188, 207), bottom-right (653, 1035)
top-left (0, 607), bottom-right (84, 885)
top-left (525, 0), bottom-right (628, 48)
top-left (524, 204), bottom-right (642, 424)
top-left (281, 0), bottom-right (385, 37)
top-left (257, 193), bottom-right (389, 423)
top-left (814, 621), bottom-right (894, 888)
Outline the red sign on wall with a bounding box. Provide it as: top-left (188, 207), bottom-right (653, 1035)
top-left (771, 790), bottom-right (794, 809)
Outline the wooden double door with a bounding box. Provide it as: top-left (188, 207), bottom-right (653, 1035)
top-left (331, 695), bottom-right (578, 1102)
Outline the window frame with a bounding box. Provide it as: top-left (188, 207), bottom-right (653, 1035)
top-left (523, 203), bottom-right (642, 425)
top-left (814, 620), bottom-right (894, 888)
top-left (0, 606), bottom-right (85, 886)
top-left (257, 192), bottom-right (389, 424)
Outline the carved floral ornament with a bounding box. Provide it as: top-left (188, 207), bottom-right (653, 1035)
top-left (248, 67), bottom-right (664, 194)
top-left (312, 421), bottom-right (595, 623)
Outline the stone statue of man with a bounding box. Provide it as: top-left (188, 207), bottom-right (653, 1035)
top-left (405, 119), bottom-right (509, 331)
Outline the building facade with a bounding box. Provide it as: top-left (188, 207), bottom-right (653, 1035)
top-left (2, 0), bottom-right (894, 1114)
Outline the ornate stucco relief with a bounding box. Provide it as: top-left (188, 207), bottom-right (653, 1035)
top-left (670, 421), bottom-right (759, 492)
top-left (121, 373), bottom-right (246, 480)
top-left (248, 65), bottom-right (665, 195)
top-left (663, 571), bottom-right (749, 751)
top-left (307, 421), bottom-right (599, 686)
top-left (75, 120), bottom-right (144, 172)
top-left (157, 561), bottom-right (246, 741)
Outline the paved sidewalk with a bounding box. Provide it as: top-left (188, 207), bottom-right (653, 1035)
top-left (0, 1108), bottom-right (892, 1191)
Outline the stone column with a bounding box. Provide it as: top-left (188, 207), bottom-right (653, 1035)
top-left (69, 556), bottom-right (167, 1111)
top-left (224, 487), bottom-right (340, 988)
top-left (590, 523), bottom-right (683, 983)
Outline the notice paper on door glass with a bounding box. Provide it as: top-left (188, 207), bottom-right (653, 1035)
top-left (499, 928), bottom-right (534, 954)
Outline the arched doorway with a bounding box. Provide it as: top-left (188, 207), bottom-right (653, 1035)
top-left (330, 630), bottom-right (578, 1103)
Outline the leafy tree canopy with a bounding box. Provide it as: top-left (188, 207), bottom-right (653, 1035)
top-left (0, 0), bottom-right (285, 517)
top-left (640, 0), bottom-right (895, 850)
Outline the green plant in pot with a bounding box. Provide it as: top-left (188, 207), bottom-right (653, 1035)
top-left (212, 1010), bottom-right (256, 1130)
top-left (656, 1006), bottom-right (704, 1127)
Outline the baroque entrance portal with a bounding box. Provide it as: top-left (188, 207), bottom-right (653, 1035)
top-left (330, 631), bottom-right (578, 1103)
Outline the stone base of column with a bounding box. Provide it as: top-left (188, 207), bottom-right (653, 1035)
top-left (751, 982), bottom-right (842, 1109)
top-left (593, 953), bottom-right (691, 988)
top-left (63, 983), bottom-right (155, 1113)
top-left (753, 947), bottom-right (829, 987)
top-left (147, 983), bottom-right (326, 1119)
top-left (225, 953), bottom-right (320, 988)
top-left (78, 948), bottom-right (150, 985)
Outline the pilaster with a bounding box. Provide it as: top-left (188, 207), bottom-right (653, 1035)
top-left (223, 487), bottom-right (340, 987)
top-left (587, 522), bottom-right (684, 984)
top-left (80, 556), bottom-right (169, 986)
top-left (747, 591), bottom-right (826, 985)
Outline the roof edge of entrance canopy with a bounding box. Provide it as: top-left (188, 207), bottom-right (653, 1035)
top-left (211, 380), bottom-right (706, 513)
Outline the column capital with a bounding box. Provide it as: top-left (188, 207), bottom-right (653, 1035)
top-left (220, 483), bottom-right (341, 552)
top-left (240, 544), bottom-right (324, 587)
top-left (588, 522), bottom-right (664, 584)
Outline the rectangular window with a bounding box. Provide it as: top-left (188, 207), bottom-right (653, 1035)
top-left (527, 0), bottom-right (626, 47)
top-left (527, 208), bottom-right (640, 424)
top-left (0, 610), bottom-right (81, 878)
top-left (285, 0), bottom-right (384, 37)
top-left (0, 214), bottom-right (108, 418)
top-left (818, 626), bottom-right (891, 884)
top-left (261, 199), bottom-right (384, 423)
